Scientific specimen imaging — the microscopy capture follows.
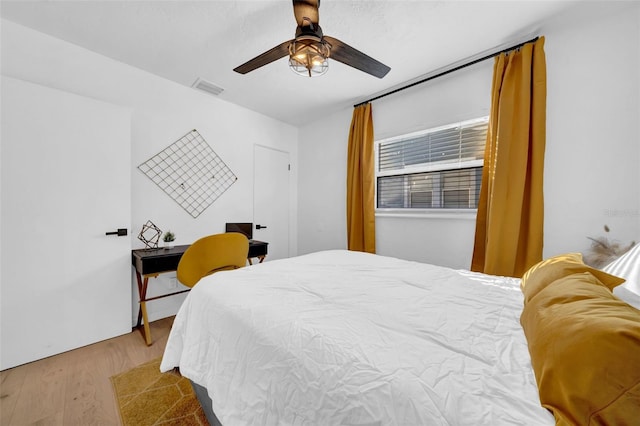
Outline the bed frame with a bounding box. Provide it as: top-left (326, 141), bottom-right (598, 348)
top-left (190, 380), bottom-right (222, 426)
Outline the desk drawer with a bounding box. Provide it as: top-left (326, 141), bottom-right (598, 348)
top-left (141, 255), bottom-right (182, 275)
top-left (132, 246), bottom-right (188, 276)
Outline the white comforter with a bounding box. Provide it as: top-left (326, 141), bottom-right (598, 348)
top-left (161, 250), bottom-right (553, 425)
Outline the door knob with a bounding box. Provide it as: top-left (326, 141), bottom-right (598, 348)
top-left (255, 224), bottom-right (268, 230)
top-left (106, 228), bottom-right (128, 236)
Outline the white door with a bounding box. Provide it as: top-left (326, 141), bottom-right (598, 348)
top-left (253, 145), bottom-right (290, 261)
top-left (1, 77), bottom-right (132, 369)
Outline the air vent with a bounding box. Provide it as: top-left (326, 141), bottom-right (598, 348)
top-left (192, 78), bottom-right (224, 96)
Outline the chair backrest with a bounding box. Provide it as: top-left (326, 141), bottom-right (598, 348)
top-left (177, 232), bottom-right (249, 288)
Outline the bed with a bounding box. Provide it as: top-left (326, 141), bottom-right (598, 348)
top-left (160, 249), bottom-right (640, 425)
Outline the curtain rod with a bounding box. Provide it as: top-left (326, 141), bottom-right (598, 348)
top-left (354, 36), bottom-right (539, 108)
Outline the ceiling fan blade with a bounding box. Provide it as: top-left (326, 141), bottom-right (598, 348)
top-left (324, 36), bottom-right (390, 79)
top-left (293, 0), bottom-right (320, 26)
top-left (233, 40), bottom-right (293, 74)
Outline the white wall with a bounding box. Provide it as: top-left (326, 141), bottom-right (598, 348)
top-left (373, 62), bottom-right (492, 268)
top-left (1, 19), bottom-right (299, 326)
top-left (298, 1), bottom-right (640, 269)
top-left (542, 2), bottom-right (640, 257)
top-left (297, 106), bottom-right (352, 254)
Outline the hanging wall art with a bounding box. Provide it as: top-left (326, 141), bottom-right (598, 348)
top-left (138, 129), bottom-right (237, 218)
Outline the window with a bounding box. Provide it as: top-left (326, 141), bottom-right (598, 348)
top-left (376, 117), bottom-right (488, 211)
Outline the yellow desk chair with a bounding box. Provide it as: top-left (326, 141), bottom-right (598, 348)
top-left (177, 232), bottom-right (250, 288)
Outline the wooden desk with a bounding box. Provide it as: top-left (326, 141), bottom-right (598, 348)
top-left (131, 240), bottom-right (268, 345)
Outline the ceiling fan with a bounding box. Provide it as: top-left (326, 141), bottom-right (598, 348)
top-left (233, 0), bottom-right (391, 78)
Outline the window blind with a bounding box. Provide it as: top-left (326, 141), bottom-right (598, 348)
top-left (376, 118), bottom-right (487, 209)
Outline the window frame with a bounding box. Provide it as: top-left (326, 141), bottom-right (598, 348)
top-left (374, 116), bottom-right (488, 218)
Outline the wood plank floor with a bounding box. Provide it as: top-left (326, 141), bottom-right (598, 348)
top-left (0, 317), bottom-right (174, 426)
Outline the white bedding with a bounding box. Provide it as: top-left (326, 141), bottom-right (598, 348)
top-left (161, 250), bottom-right (553, 425)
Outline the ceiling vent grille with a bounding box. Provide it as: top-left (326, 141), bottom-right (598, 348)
top-left (192, 78), bottom-right (224, 96)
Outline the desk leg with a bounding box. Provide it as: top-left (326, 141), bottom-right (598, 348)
top-left (247, 255), bottom-right (266, 266)
top-left (135, 271), bottom-right (153, 346)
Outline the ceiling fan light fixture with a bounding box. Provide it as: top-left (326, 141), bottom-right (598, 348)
top-left (233, 0), bottom-right (390, 79)
top-left (288, 38), bottom-right (330, 77)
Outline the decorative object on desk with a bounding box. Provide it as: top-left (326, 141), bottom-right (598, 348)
top-left (584, 224), bottom-right (635, 268)
top-left (162, 230), bottom-right (176, 249)
top-left (137, 129), bottom-right (237, 218)
top-left (138, 220), bottom-right (162, 249)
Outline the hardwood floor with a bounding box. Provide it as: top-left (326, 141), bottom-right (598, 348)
top-left (0, 317), bottom-right (174, 425)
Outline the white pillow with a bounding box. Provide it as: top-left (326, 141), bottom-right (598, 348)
top-left (603, 243), bottom-right (640, 309)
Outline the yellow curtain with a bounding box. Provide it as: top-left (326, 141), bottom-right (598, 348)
top-left (471, 37), bottom-right (547, 277)
top-left (347, 103), bottom-right (376, 253)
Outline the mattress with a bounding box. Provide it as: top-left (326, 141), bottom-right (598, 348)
top-left (161, 250), bottom-right (554, 425)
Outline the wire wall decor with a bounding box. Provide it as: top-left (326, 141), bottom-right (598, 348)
top-left (138, 129), bottom-right (237, 218)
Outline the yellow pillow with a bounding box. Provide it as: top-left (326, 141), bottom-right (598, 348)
top-left (520, 272), bottom-right (640, 425)
top-left (520, 252), bottom-right (625, 302)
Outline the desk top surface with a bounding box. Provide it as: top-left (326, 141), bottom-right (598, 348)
top-left (132, 240), bottom-right (267, 258)
top-left (132, 244), bottom-right (190, 259)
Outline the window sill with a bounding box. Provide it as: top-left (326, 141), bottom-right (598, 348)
top-left (375, 209), bottom-right (477, 220)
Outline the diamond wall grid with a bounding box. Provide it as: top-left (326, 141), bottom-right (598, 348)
top-left (138, 130), bottom-right (237, 218)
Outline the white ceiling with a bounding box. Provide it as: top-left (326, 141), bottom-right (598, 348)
top-left (1, 1), bottom-right (582, 127)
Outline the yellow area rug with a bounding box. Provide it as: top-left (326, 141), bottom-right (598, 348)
top-left (111, 357), bottom-right (208, 426)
